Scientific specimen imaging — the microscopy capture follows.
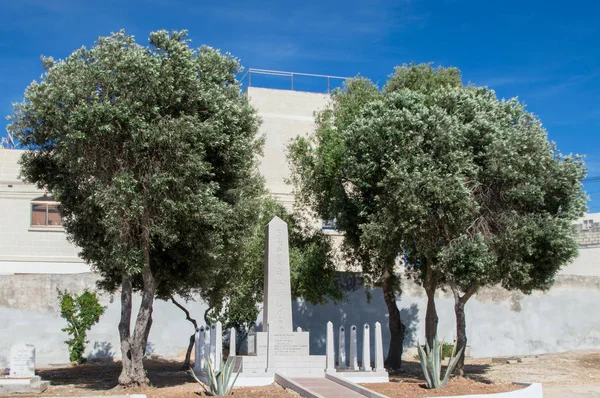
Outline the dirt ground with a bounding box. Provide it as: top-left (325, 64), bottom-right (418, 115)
top-left (25, 349), bottom-right (600, 397)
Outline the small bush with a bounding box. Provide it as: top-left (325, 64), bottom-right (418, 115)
top-left (58, 289), bottom-right (106, 364)
top-left (416, 340), bottom-right (455, 360)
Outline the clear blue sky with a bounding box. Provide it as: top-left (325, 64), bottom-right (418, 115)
top-left (1, 0), bottom-right (599, 210)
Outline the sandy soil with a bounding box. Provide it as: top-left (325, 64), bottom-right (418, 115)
top-left (25, 349), bottom-right (600, 397)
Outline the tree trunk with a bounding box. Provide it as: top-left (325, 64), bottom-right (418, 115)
top-left (450, 282), bottom-right (479, 377)
top-left (382, 269), bottom-right (405, 370)
top-left (118, 223), bottom-right (157, 387)
top-left (453, 296), bottom-right (467, 377)
top-left (170, 296), bottom-right (198, 370)
top-left (118, 276), bottom-right (133, 386)
top-left (424, 284), bottom-right (438, 349)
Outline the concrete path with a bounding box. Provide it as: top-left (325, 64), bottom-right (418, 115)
top-left (290, 377), bottom-right (367, 398)
top-left (544, 384), bottom-right (600, 397)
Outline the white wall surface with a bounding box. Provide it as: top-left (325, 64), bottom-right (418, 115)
top-left (0, 149), bottom-right (83, 275)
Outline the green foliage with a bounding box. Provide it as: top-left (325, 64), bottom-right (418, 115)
top-left (57, 289), bottom-right (106, 364)
top-left (288, 63), bottom-right (586, 370)
top-left (190, 356), bottom-right (240, 396)
top-left (417, 336), bottom-right (463, 389)
top-left (415, 341), bottom-right (455, 360)
top-left (10, 29), bottom-right (265, 383)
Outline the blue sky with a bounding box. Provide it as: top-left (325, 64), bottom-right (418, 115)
top-left (1, 0), bottom-right (599, 210)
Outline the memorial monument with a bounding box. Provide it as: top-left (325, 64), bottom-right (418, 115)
top-left (194, 216), bottom-right (388, 386)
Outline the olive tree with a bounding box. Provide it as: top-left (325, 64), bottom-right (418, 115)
top-left (289, 64), bottom-right (586, 372)
top-left (9, 30), bottom-right (264, 387)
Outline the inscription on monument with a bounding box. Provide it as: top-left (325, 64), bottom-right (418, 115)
top-left (273, 333), bottom-right (309, 356)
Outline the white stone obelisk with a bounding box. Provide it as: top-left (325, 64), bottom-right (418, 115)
top-left (214, 321), bottom-right (223, 368)
top-left (349, 325), bottom-right (358, 370)
top-left (263, 217), bottom-right (293, 333)
top-left (338, 326), bottom-right (347, 369)
top-left (229, 327), bottom-right (236, 356)
top-left (374, 321), bottom-right (385, 372)
top-left (326, 321), bottom-right (335, 372)
top-left (209, 324), bottom-right (216, 367)
top-left (203, 325), bottom-right (210, 370)
top-left (194, 326), bottom-right (205, 372)
top-left (267, 323), bottom-right (274, 371)
top-left (361, 323), bottom-right (372, 371)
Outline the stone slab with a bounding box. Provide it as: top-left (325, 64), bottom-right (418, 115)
top-left (335, 369), bottom-right (389, 383)
top-left (0, 376), bottom-right (49, 395)
top-left (9, 344), bottom-right (35, 378)
top-left (250, 331), bottom-right (310, 356)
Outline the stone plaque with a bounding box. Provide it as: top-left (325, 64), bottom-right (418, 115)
top-left (251, 331), bottom-right (309, 356)
top-left (9, 344), bottom-right (35, 378)
top-left (273, 332), bottom-right (309, 356)
top-left (263, 217), bottom-right (293, 333)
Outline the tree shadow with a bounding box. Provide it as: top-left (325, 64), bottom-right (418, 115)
top-left (387, 360), bottom-right (493, 384)
top-left (87, 341), bottom-right (115, 361)
top-left (37, 358), bottom-right (197, 391)
top-left (292, 278), bottom-right (420, 365)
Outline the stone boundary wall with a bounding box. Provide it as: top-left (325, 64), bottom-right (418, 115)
top-left (1, 271), bottom-right (599, 367)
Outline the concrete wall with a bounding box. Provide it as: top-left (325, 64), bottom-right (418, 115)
top-left (1, 268), bottom-right (599, 368)
top-left (0, 273), bottom-right (208, 367)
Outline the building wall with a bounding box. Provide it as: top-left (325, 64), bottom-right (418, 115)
top-left (0, 149), bottom-right (89, 275)
top-left (248, 87), bottom-right (330, 209)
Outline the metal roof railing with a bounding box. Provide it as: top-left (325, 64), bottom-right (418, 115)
top-left (239, 68), bottom-right (349, 93)
top-left (1, 131), bottom-right (15, 149)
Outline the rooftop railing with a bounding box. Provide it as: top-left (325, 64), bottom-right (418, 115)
top-left (239, 68), bottom-right (349, 93)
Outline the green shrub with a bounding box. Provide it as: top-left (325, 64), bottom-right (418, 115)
top-left (58, 289), bottom-right (106, 364)
top-left (415, 340), bottom-right (455, 360)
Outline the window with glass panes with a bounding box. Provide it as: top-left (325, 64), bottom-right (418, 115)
top-left (31, 196), bottom-right (62, 227)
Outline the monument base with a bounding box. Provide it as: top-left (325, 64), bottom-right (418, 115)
top-left (195, 354), bottom-right (328, 386)
top-left (0, 376), bottom-right (50, 395)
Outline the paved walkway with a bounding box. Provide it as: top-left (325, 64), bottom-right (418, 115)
top-left (291, 377), bottom-right (367, 398)
top-left (544, 384), bottom-right (600, 397)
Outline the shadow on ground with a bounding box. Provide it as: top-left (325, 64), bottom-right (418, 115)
top-left (37, 358), bottom-right (196, 391)
top-left (388, 359), bottom-right (493, 385)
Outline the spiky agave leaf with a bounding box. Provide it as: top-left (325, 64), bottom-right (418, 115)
top-left (441, 347), bottom-right (464, 387)
top-left (189, 366), bottom-right (210, 395)
top-left (416, 341), bottom-right (433, 388)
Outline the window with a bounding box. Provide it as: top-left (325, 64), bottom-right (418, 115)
top-left (322, 218), bottom-right (337, 230)
top-left (583, 219), bottom-right (594, 230)
top-left (31, 196), bottom-right (62, 227)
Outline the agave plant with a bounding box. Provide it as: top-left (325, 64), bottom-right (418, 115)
top-left (190, 355), bottom-right (240, 396)
top-left (417, 336), bottom-right (463, 389)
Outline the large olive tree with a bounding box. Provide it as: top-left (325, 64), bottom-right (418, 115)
top-left (9, 30), bottom-right (264, 387)
top-left (288, 64), bottom-right (586, 372)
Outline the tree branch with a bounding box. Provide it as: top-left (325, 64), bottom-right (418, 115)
top-left (170, 295), bottom-right (198, 330)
